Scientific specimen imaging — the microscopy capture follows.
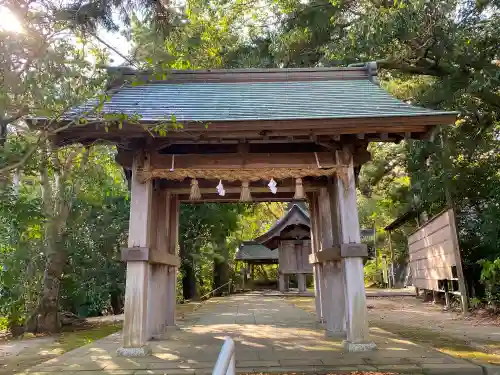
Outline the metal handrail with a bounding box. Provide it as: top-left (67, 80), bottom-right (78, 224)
top-left (212, 337), bottom-right (235, 375)
top-left (200, 280), bottom-right (232, 301)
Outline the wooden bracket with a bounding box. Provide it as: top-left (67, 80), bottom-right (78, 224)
top-left (121, 247), bottom-right (181, 266)
top-left (121, 247), bottom-right (149, 261)
top-left (309, 243), bottom-right (369, 264)
top-left (309, 247), bottom-right (341, 264)
top-left (340, 243), bottom-right (368, 257)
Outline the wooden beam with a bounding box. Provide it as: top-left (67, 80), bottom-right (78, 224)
top-left (118, 151), bottom-right (340, 170)
top-left (177, 191), bottom-right (295, 202)
top-left (151, 152), bottom-right (338, 169)
top-left (159, 185), bottom-right (320, 194)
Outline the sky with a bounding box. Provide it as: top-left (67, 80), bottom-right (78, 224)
top-left (0, 5), bottom-right (131, 66)
top-left (97, 27), bottom-right (131, 66)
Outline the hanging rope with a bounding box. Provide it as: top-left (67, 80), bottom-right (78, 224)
top-left (294, 178), bottom-right (304, 199)
top-left (239, 181), bottom-right (252, 201)
top-left (189, 178), bottom-right (201, 200)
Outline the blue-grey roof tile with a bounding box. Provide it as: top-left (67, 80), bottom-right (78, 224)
top-left (67, 79), bottom-right (453, 122)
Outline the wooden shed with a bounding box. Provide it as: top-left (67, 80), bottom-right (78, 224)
top-left (255, 204), bottom-right (312, 292)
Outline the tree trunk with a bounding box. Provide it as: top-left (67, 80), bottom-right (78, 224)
top-left (110, 290), bottom-right (124, 315)
top-left (33, 243), bottom-right (67, 332)
top-left (180, 241), bottom-right (197, 300)
top-left (26, 144), bottom-right (88, 333)
top-left (213, 241), bottom-right (229, 296)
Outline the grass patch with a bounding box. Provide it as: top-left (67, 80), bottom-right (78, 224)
top-left (55, 322), bottom-right (122, 352)
top-left (373, 321), bottom-right (500, 364)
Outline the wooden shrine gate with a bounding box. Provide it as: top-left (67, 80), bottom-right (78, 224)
top-left (40, 64), bottom-right (457, 356)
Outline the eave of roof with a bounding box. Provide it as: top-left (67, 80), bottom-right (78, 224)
top-left (384, 208), bottom-right (419, 231)
top-left (234, 241), bottom-right (278, 261)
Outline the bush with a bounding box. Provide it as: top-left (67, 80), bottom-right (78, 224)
top-left (478, 258), bottom-right (500, 309)
top-left (364, 259), bottom-right (383, 287)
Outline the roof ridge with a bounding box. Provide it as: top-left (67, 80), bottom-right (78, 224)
top-left (107, 65), bottom-right (372, 75)
top-left (105, 65), bottom-right (376, 89)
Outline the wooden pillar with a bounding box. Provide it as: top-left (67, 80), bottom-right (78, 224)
top-left (148, 188), bottom-right (168, 338)
top-left (145, 189), bottom-right (180, 339)
top-left (297, 273), bottom-right (306, 292)
top-left (308, 191), bottom-right (324, 323)
top-left (387, 231), bottom-right (394, 288)
top-left (318, 186), bottom-right (346, 337)
top-left (148, 263), bottom-right (169, 338)
top-left (165, 193), bottom-right (179, 327)
top-left (119, 154), bottom-right (182, 356)
top-left (278, 273), bottom-right (285, 292)
top-left (443, 281), bottom-right (451, 309)
top-left (335, 149), bottom-right (376, 351)
top-left (118, 155), bottom-right (153, 357)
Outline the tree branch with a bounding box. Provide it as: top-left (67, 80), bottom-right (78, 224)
top-left (0, 136), bottom-right (43, 175)
top-left (376, 59), bottom-right (450, 77)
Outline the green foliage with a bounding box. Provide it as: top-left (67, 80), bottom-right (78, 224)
top-left (0, 186), bottom-right (44, 331)
top-left (178, 202), bottom-right (285, 300)
top-left (470, 297), bottom-right (483, 309)
top-left (479, 259), bottom-right (500, 308)
top-left (0, 146), bottom-right (129, 329)
top-left (1, 0), bottom-right (499, 332)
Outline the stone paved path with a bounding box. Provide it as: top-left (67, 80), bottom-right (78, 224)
top-left (21, 292), bottom-right (484, 374)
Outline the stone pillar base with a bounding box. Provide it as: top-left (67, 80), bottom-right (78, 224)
top-left (343, 340), bottom-right (377, 352)
top-left (117, 345), bottom-right (152, 357)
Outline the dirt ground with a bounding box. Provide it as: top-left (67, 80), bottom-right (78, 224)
top-left (4, 295), bottom-right (500, 373)
top-left (290, 294), bottom-right (500, 364)
top-left (367, 296), bottom-right (500, 343)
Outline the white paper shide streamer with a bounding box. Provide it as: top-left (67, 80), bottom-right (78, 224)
top-left (216, 180), bottom-right (226, 196)
top-left (268, 178), bottom-right (277, 194)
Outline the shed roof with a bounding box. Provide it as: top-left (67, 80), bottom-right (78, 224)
top-left (234, 241), bottom-right (278, 262)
